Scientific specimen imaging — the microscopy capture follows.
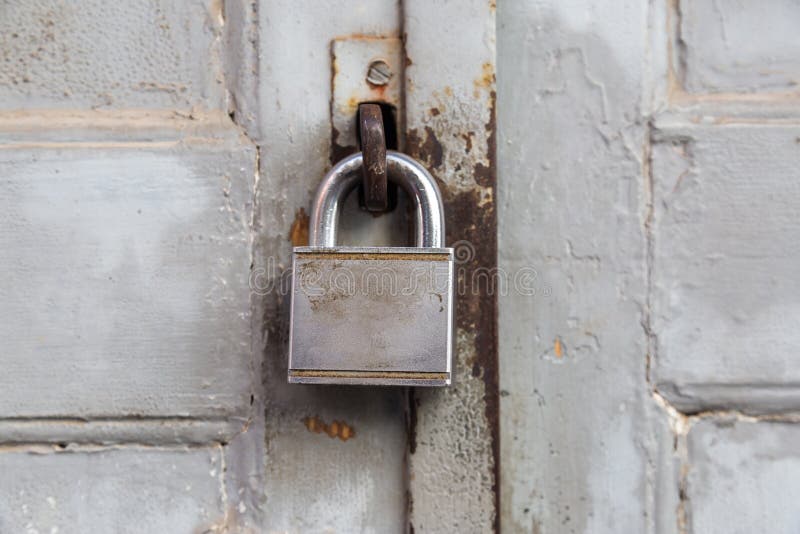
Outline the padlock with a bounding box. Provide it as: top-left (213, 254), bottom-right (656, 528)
top-left (288, 151), bottom-right (454, 386)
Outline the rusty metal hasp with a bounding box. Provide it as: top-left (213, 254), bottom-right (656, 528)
top-left (358, 103), bottom-right (388, 212)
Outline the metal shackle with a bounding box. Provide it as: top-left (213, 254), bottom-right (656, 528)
top-left (309, 151), bottom-right (445, 248)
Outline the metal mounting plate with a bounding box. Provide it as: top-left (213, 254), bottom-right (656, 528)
top-left (331, 37), bottom-right (404, 157)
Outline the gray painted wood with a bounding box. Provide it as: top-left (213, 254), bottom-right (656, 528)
top-left (679, 0), bottom-right (800, 94)
top-left (651, 122), bottom-right (800, 413)
top-left (2, 0), bottom-right (799, 531)
top-left (0, 0), bottom-right (226, 110)
top-left (500, 0), bottom-right (800, 532)
top-left (0, 446), bottom-right (227, 533)
top-left (498, 1), bottom-right (658, 532)
top-left (686, 419), bottom-right (800, 534)
top-left (0, 129), bottom-right (255, 429)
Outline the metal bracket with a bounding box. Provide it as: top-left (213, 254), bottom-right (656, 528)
top-left (330, 36), bottom-right (403, 160)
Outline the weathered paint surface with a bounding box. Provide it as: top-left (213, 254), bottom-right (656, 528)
top-left (651, 123), bottom-right (800, 413)
top-left (678, 0), bottom-right (800, 95)
top-left (0, 0), bottom-right (227, 110)
top-left (0, 118), bottom-right (255, 442)
top-left (251, 1), bottom-right (409, 530)
top-left (0, 446), bottom-right (227, 533)
top-left (3, 0), bottom-right (800, 531)
top-left (498, 1), bottom-right (656, 532)
top-left (684, 418), bottom-right (800, 534)
top-left (404, 1), bottom-right (499, 531)
top-left (0, 0), bottom-right (496, 530)
top-left (500, 0), bottom-right (800, 533)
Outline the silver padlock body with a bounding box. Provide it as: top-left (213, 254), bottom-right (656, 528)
top-left (288, 246), bottom-right (454, 386)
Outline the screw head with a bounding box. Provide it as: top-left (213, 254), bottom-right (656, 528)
top-left (366, 60), bottom-right (392, 86)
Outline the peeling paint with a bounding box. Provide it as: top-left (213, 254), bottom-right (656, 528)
top-left (404, 1), bottom-right (499, 530)
top-left (474, 62), bottom-right (496, 94)
top-left (406, 126), bottom-right (443, 169)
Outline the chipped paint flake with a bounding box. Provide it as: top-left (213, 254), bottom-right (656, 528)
top-left (554, 337), bottom-right (563, 358)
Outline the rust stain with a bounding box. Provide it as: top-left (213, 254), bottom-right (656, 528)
top-left (462, 131), bottom-right (474, 153)
top-left (289, 207), bottom-right (309, 246)
top-left (291, 370), bottom-right (448, 380)
top-left (335, 33), bottom-right (392, 41)
top-left (302, 415), bottom-right (355, 442)
top-left (554, 338), bottom-right (563, 358)
top-left (300, 264), bottom-right (350, 311)
top-left (406, 391), bottom-right (419, 454)
top-left (201, 506), bottom-right (244, 532)
top-left (365, 84), bottom-right (390, 100)
top-left (296, 251), bottom-right (450, 261)
top-left (303, 415), bottom-right (323, 433)
top-left (406, 85), bottom-right (499, 532)
top-left (472, 362), bottom-right (482, 377)
top-left (474, 157), bottom-right (493, 185)
top-left (430, 107), bottom-right (441, 117)
top-left (475, 62), bottom-right (496, 90)
top-left (208, 0), bottom-right (224, 26)
top-left (406, 126), bottom-right (443, 169)
top-left (473, 87), bottom-right (500, 534)
top-left (474, 91), bottom-right (497, 187)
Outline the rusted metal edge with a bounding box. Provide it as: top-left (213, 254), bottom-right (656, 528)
top-left (289, 370), bottom-right (449, 379)
top-left (359, 103), bottom-right (389, 211)
top-left (482, 92), bottom-right (500, 534)
top-left (294, 252), bottom-right (452, 261)
top-left (289, 370), bottom-right (451, 387)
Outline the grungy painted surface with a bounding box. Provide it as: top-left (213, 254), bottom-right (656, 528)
top-left (686, 419), bottom-right (800, 534)
top-left (679, 0), bottom-right (800, 94)
top-left (0, 0), bottom-right (226, 110)
top-left (0, 127), bottom-right (255, 428)
top-left (498, 0), bottom-right (655, 532)
top-left (0, 446), bottom-right (226, 534)
top-left (403, 0), bottom-right (499, 531)
top-left (499, 0), bottom-right (800, 533)
top-left (2, 0), bottom-right (800, 532)
top-left (651, 123), bottom-right (800, 413)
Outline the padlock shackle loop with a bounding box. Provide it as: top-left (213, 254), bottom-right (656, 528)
top-left (309, 151), bottom-right (445, 248)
